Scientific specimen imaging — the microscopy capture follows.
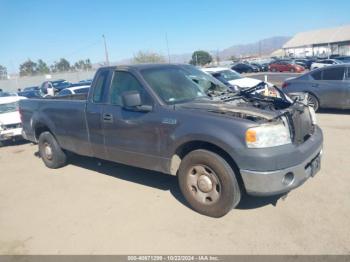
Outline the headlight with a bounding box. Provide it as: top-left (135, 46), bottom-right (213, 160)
top-left (246, 122), bottom-right (291, 148)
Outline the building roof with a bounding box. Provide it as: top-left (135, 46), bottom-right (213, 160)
top-left (283, 25), bottom-right (350, 49)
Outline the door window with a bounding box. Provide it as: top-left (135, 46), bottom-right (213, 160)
top-left (322, 67), bottom-right (345, 80)
top-left (92, 70), bottom-right (109, 103)
top-left (109, 71), bottom-right (151, 106)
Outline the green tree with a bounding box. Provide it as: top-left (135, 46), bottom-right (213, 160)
top-left (19, 59), bottom-right (38, 76)
top-left (74, 59), bottom-right (92, 71)
top-left (133, 51), bottom-right (165, 64)
top-left (189, 50), bottom-right (212, 66)
top-left (0, 65), bottom-right (7, 80)
top-left (37, 59), bottom-right (50, 74)
top-left (52, 58), bottom-right (71, 72)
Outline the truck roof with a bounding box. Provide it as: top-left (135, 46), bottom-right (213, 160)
top-left (100, 63), bottom-right (187, 71)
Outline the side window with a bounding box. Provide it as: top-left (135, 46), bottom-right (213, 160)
top-left (311, 70), bottom-right (322, 80)
top-left (110, 71), bottom-right (151, 106)
top-left (322, 67), bottom-right (345, 80)
top-left (93, 70), bottom-right (109, 103)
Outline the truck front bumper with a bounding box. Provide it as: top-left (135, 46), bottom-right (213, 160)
top-left (240, 127), bottom-right (323, 196)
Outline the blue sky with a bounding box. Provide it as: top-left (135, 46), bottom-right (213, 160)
top-left (1, 0), bottom-right (350, 73)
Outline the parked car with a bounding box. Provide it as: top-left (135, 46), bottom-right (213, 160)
top-left (17, 90), bottom-right (42, 98)
top-left (23, 86), bottom-right (39, 92)
top-left (269, 61), bottom-right (305, 73)
top-left (282, 64), bottom-right (350, 111)
top-left (202, 67), bottom-right (263, 90)
top-left (0, 96), bottom-right (26, 146)
top-left (0, 91), bottom-right (18, 97)
top-left (231, 63), bottom-right (259, 73)
top-left (310, 59), bottom-right (342, 70)
top-left (57, 85), bottom-right (90, 96)
top-left (20, 64), bottom-right (323, 217)
top-left (335, 56), bottom-right (350, 63)
top-left (39, 79), bottom-right (71, 96)
top-left (292, 59), bottom-right (309, 69)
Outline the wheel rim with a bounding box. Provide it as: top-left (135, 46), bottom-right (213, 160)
top-left (307, 95), bottom-right (318, 110)
top-left (43, 142), bottom-right (53, 160)
top-left (187, 165), bottom-right (221, 205)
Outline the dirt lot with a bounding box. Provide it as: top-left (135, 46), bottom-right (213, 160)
top-left (0, 110), bottom-right (350, 255)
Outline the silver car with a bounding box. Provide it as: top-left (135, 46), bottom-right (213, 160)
top-left (282, 64), bottom-right (350, 111)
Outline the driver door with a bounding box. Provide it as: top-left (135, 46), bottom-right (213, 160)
top-left (102, 70), bottom-right (162, 170)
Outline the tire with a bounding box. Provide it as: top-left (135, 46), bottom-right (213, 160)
top-left (38, 131), bottom-right (67, 169)
top-left (271, 68), bottom-right (277, 72)
top-left (178, 149), bottom-right (241, 217)
top-left (307, 93), bottom-right (320, 112)
top-left (290, 68), bottom-right (295, 73)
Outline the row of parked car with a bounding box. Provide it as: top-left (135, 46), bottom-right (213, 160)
top-left (16, 79), bottom-right (92, 98)
top-left (230, 55), bottom-right (350, 74)
top-left (0, 79), bottom-right (92, 146)
top-left (201, 63), bottom-right (350, 112)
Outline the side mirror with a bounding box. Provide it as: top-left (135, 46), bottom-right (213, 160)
top-left (122, 91), bottom-right (142, 107)
top-left (122, 91), bottom-right (152, 112)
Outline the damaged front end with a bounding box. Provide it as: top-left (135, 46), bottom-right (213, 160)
top-left (212, 82), bottom-right (316, 146)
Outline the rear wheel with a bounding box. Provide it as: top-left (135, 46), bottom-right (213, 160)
top-left (307, 93), bottom-right (319, 112)
top-left (290, 68), bottom-right (295, 73)
top-left (271, 68), bottom-right (277, 72)
top-left (178, 149), bottom-right (241, 217)
top-left (38, 131), bottom-right (67, 168)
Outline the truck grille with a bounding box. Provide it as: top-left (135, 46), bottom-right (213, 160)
top-left (3, 123), bottom-right (22, 130)
top-left (288, 107), bottom-right (314, 144)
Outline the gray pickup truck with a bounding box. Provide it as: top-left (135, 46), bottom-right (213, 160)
top-left (20, 64), bottom-right (323, 217)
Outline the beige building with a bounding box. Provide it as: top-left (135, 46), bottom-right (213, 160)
top-left (283, 24), bottom-right (350, 57)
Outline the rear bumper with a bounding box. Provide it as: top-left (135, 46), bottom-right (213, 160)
top-left (239, 127), bottom-right (323, 196)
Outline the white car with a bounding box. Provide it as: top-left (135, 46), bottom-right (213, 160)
top-left (202, 67), bottom-right (279, 97)
top-left (202, 67), bottom-right (274, 88)
top-left (310, 59), bottom-right (342, 70)
top-left (57, 85), bottom-right (90, 96)
top-left (0, 96), bottom-right (27, 145)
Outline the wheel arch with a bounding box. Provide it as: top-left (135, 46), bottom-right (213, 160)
top-left (33, 122), bottom-right (53, 141)
top-left (170, 140), bottom-right (245, 192)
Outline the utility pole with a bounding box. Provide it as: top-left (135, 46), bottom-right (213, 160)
top-left (102, 34), bottom-right (110, 66)
top-left (259, 40), bottom-right (262, 57)
top-left (165, 33), bottom-right (171, 63)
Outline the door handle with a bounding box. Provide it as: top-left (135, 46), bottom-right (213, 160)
top-left (102, 113), bottom-right (113, 123)
top-left (312, 83), bottom-right (319, 87)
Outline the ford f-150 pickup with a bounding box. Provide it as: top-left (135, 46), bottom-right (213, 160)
top-left (19, 64), bottom-right (323, 217)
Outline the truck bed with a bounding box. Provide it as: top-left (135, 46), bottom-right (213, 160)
top-left (20, 98), bottom-right (92, 156)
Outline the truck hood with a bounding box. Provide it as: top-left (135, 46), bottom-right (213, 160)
top-left (0, 111), bottom-right (21, 125)
top-left (176, 100), bottom-right (278, 121)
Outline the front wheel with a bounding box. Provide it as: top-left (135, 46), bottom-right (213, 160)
top-left (307, 93), bottom-right (320, 112)
top-left (38, 131), bottom-right (67, 169)
top-left (178, 150), bottom-right (241, 217)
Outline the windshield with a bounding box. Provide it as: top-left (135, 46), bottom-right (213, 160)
top-left (213, 70), bottom-right (242, 81)
top-left (179, 64), bottom-right (229, 93)
top-left (0, 102), bottom-right (18, 114)
top-left (141, 67), bottom-right (210, 104)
